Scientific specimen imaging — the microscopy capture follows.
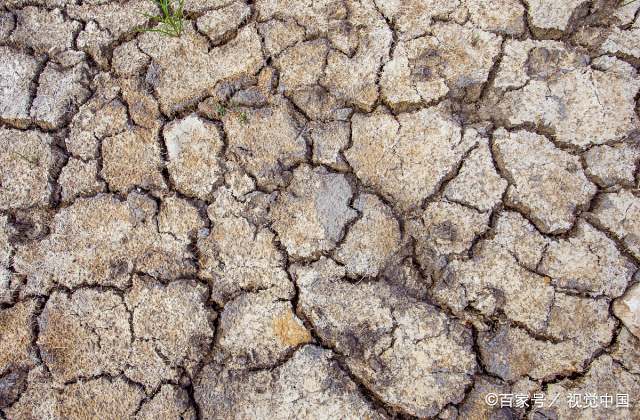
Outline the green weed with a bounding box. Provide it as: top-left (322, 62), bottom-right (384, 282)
top-left (471, 35), bottom-right (480, 47)
top-left (616, 0), bottom-right (638, 7)
top-left (14, 151), bottom-right (39, 166)
top-left (231, 99), bottom-right (250, 127)
top-left (213, 100), bottom-right (250, 126)
top-left (133, 0), bottom-right (185, 37)
top-left (214, 101), bottom-right (227, 118)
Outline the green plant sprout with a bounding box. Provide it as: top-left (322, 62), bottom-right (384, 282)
top-left (14, 150), bottom-right (39, 166)
top-left (133, 0), bottom-right (185, 37)
top-left (616, 0), bottom-right (638, 7)
top-left (471, 35), bottom-right (480, 47)
top-left (214, 101), bottom-right (227, 118)
top-left (231, 99), bottom-right (250, 127)
top-left (212, 100), bottom-right (250, 126)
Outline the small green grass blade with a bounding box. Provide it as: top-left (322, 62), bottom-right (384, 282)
top-left (133, 10), bottom-right (163, 20)
top-left (132, 0), bottom-right (185, 38)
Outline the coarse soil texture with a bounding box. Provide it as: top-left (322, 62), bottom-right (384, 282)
top-left (1, 0), bottom-right (640, 419)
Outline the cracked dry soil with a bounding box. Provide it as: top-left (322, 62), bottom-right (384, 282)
top-left (1, 0), bottom-right (640, 419)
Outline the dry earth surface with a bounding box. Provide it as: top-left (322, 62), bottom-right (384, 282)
top-left (1, 0), bottom-right (640, 419)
